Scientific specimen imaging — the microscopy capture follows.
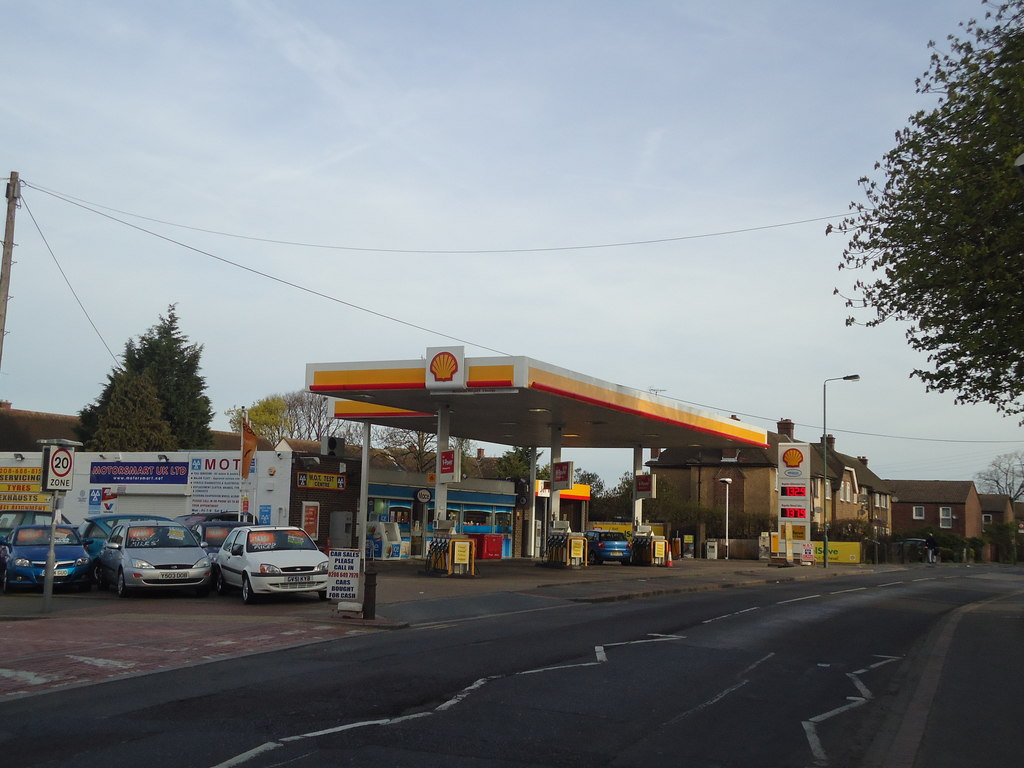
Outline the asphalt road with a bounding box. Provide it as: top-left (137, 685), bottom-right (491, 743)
top-left (0, 565), bottom-right (1020, 768)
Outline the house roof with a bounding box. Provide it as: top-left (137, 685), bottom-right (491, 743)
top-left (0, 404), bottom-right (274, 452)
top-left (887, 479), bottom-right (977, 505)
top-left (650, 428), bottom-right (893, 493)
top-left (0, 406), bottom-right (80, 450)
top-left (978, 493), bottom-right (1013, 513)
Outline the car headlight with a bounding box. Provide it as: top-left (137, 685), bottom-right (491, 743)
top-left (315, 560), bottom-right (328, 573)
top-left (13, 557), bottom-right (30, 567)
top-left (131, 558), bottom-right (155, 569)
top-left (74, 556), bottom-right (91, 567)
top-left (258, 563), bottom-right (282, 574)
top-left (192, 556), bottom-right (211, 569)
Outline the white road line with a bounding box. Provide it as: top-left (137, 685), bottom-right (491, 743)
top-left (0, 669), bottom-right (56, 686)
top-left (878, 581), bottom-right (903, 587)
top-left (912, 577), bottom-right (934, 582)
top-left (738, 653), bottom-right (775, 677)
top-left (703, 606), bottom-right (760, 624)
top-left (664, 680), bottom-right (749, 726)
top-left (67, 655), bottom-right (138, 670)
top-left (777, 594), bottom-right (821, 604)
top-left (830, 587), bottom-right (866, 595)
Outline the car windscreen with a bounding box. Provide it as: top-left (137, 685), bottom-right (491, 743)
top-left (125, 526), bottom-right (199, 548)
top-left (12, 527), bottom-right (80, 546)
top-left (201, 525), bottom-right (237, 546)
top-left (246, 530), bottom-right (317, 552)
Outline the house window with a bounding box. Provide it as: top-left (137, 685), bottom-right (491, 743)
top-left (913, 506), bottom-right (925, 520)
top-left (982, 514), bottom-right (993, 524)
top-left (940, 506), bottom-right (952, 529)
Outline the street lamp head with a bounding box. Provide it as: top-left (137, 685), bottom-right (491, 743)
top-left (719, 477), bottom-right (732, 485)
top-left (843, 374), bottom-right (861, 382)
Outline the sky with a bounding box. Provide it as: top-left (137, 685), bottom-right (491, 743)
top-left (2, 0), bottom-right (1021, 487)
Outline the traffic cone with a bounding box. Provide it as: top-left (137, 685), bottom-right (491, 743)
top-left (666, 547), bottom-right (674, 567)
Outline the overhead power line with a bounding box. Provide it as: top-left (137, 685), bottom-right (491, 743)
top-left (24, 181), bottom-right (847, 255)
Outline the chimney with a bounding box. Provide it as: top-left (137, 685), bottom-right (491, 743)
top-left (776, 418), bottom-right (795, 439)
top-left (477, 448), bottom-right (485, 461)
top-left (826, 434), bottom-right (836, 452)
top-left (857, 456), bottom-right (868, 466)
top-left (0, 400), bottom-right (10, 410)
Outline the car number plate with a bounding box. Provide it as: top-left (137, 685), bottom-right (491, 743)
top-left (160, 571), bottom-right (190, 580)
top-left (54, 569), bottom-right (69, 577)
top-left (286, 575), bottom-right (312, 583)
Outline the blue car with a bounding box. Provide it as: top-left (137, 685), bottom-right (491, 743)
top-left (77, 513), bottom-right (172, 560)
top-left (584, 530), bottom-right (633, 565)
top-left (0, 525), bottom-right (93, 592)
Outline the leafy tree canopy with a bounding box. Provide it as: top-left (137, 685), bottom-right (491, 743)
top-left (829, 1), bottom-right (1024, 417)
top-left (225, 397), bottom-right (290, 445)
top-left (79, 305), bottom-right (213, 448)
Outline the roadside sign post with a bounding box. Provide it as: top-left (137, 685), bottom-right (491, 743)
top-left (38, 439), bottom-right (82, 613)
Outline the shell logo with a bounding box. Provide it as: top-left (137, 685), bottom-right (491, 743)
top-left (429, 351), bottom-right (459, 382)
top-left (781, 448), bottom-right (804, 468)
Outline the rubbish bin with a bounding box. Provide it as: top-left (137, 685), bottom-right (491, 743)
top-left (705, 540), bottom-right (718, 560)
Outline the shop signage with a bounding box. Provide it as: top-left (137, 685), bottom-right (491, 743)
top-left (296, 471), bottom-right (346, 490)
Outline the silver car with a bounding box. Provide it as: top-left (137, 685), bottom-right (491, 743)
top-left (96, 520), bottom-right (212, 598)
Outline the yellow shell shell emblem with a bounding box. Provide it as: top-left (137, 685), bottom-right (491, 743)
top-left (429, 351), bottom-right (459, 382)
top-left (781, 448), bottom-right (804, 468)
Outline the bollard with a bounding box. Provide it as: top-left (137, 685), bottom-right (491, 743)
top-left (364, 567), bottom-right (377, 620)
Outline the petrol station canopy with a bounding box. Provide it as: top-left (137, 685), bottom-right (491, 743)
top-left (306, 348), bottom-right (767, 452)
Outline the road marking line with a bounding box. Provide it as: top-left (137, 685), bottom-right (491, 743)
top-left (878, 581), bottom-right (903, 587)
top-left (0, 669), bottom-right (56, 686)
top-left (664, 680), bottom-right (749, 725)
top-left (830, 587), bottom-right (866, 594)
top-left (777, 594), bottom-right (821, 604)
top-left (738, 652), bottom-right (775, 677)
top-left (703, 606), bottom-right (760, 623)
top-left (66, 655), bottom-right (138, 670)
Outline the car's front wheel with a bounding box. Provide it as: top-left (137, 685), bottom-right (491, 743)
top-left (116, 569), bottom-right (130, 598)
top-left (241, 575), bottom-right (256, 605)
top-left (93, 563), bottom-right (107, 590)
top-left (215, 568), bottom-right (230, 595)
top-left (0, 568), bottom-right (10, 594)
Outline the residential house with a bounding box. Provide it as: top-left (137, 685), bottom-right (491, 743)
top-left (887, 479), bottom-right (983, 539)
top-left (978, 493), bottom-right (1014, 528)
top-left (648, 418), bottom-right (893, 542)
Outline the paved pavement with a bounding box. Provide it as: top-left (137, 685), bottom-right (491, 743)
top-left (0, 557), bottom-right (905, 700)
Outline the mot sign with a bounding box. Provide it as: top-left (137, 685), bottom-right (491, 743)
top-left (44, 446), bottom-right (75, 491)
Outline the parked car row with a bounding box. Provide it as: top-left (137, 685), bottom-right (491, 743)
top-left (0, 511), bottom-right (329, 604)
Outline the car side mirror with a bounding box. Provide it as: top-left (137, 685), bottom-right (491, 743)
top-left (105, 542), bottom-right (121, 551)
top-left (231, 544), bottom-right (243, 556)
top-left (82, 538), bottom-right (94, 547)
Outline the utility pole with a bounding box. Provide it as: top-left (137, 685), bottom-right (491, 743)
top-left (0, 171), bottom-right (20, 374)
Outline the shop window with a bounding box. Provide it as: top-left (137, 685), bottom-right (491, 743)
top-left (494, 511), bottom-right (512, 533)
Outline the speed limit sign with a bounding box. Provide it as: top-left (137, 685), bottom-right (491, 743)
top-left (45, 446), bottom-right (75, 491)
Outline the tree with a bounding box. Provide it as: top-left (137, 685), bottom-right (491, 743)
top-left (79, 305), bottom-right (214, 448)
top-left (495, 447), bottom-right (541, 479)
top-left (225, 397), bottom-right (290, 445)
top-left (975, 450), bottom-right (1024, 500)
top-left (281, 390), bottom-right (353, 442)
top-left (829, 1), bottom-right (1024, 417)
top-left (574, 468), bottom-right (606, 498)
top-left (89, 370), bottom-right (176, 451)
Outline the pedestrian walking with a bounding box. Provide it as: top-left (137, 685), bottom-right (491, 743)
top-left (925, 532), bottom-right (939, 565)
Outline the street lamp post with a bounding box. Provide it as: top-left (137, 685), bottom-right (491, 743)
top-left (821, 374), bottom-right (860, 569)
top-left (719, 477), bottom-right (732, 560)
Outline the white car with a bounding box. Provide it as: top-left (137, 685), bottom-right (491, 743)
top-left (213, 526), bottom-right (329, 604)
